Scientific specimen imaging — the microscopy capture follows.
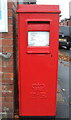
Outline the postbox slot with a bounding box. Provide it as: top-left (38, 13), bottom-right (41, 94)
top-left (28, 21), bottom-right (50, 31)
top-left (28, 21), bottom-right (50, 24)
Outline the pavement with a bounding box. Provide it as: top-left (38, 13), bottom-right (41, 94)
top-left (56, 48), bottom-right (71, 119)
top-left (59, 47), bottom-right (71, 57)
top-left (56, 60), bottom-right (69, 118)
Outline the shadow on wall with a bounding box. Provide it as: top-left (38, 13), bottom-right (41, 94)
top-left (13, 9), bottom-right (19, 116)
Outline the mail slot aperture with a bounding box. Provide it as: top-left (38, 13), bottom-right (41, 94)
top-left (28, 21), bottom-right (50, 31)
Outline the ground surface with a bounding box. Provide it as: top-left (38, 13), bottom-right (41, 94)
top-left (56, 47), bottom-right (71, 119)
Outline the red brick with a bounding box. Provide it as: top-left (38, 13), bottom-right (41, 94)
top-left (0, 71), bottom-right (2, 76)
top-left (2, 79), bottom-right (13, 84)
top-left (1, 97), bottom-right (13, 102)
top-left (8, 9), bottom-right (13, 17)
top-left (0, 59), bottom-right (2, 66)
top-left (0, 74), bottom-right (3, 80)
top-left (3, 46), bottom-right (13, 52)
top-left (8, 18), bottom-right (13, 24)
top-left (8, 2), bottom-right (12, 9)
top-left (7, 113), bottom-right (14, 119)
top-left (0, 102), bottom-right (14, 108)
top-left (0, 85), bottom-right (14, 91)
top-left (1, 85), bottom-right (14, 96)
top-left (2, 73), bottom-right (14, 80)
top-left (3, 32), bottom-right (13, 39)
top-left (1, 80), bottom-right (13, 85)
top-left (2, 39), bottom-right (13, 46)
top-left (8, 25), bottom-right (13, 32)
top-left (1, 106), bottom-right (14, 112)
top-left (0, 67), bottom-right (2, 72)
top-left (2, 59), bottom-right (14, 67)
top-left (2, 67), bottom-right (13, 72)
top-left (2, 90), bottom-right (14, 97)
top-left (0, 85), bottom-right (2, 91)
top-left (0, 97), bottom-right (3, 102)
top-left (0, 97), bottom-right (13, 102)
top-left (0, 39), bottom-right (2, 45)
top-left (7, 85), bottom-right (14, 90)
top-left (0, 33), bottom-right (2, 37)
top-left (0, 67), bottom-right (14, 74)
top-left (0, 47), bottom-right (2, 52)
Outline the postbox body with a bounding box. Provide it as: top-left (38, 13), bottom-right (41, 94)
top-left (17, 5), bottom-right (60, 117)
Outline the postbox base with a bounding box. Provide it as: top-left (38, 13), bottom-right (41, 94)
top-left (20, 116), bottom-right (56, 120)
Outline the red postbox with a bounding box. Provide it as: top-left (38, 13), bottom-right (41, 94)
top-left (17, 5), bottom-right (60, 118)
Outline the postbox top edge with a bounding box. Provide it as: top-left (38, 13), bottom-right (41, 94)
top-left (17, 4), bottom-right (61, 13)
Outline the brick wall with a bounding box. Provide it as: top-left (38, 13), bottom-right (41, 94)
top-left (68, 19), bottom-right (71, 26)
top-left (0, 1), bottom-right (18, 119)
top-left (60, 19), bottom-right (71, 26)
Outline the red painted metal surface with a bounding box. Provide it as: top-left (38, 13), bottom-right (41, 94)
top-left (17, 4), bottom-right (61, 13)
top-left (17, 5), bottom-right (60, 117)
